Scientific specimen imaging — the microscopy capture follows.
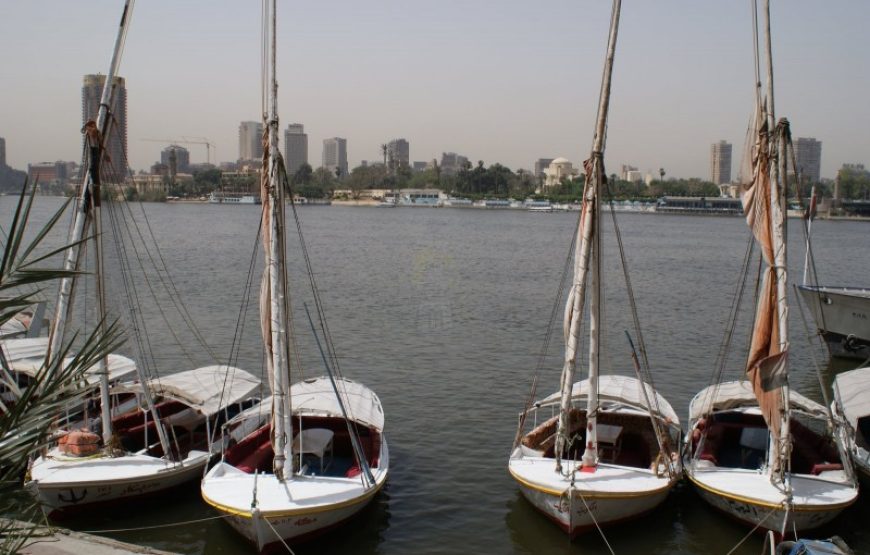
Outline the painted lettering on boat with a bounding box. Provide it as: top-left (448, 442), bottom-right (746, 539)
top-left (294, 517), bottom-right (317, 527)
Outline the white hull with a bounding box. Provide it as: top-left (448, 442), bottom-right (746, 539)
top-left (685, 464), bottom-right (857, 532)
top-left (509, 454), bottom-right (675, 536)
top-left (27, 448), bottom-right (209, 515)
top-left (202, 437), bottom-right (389, 551)
top-left (798, 285), bottom-right (870, 359)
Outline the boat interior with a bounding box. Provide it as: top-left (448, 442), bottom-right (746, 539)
top-left (223, 416), bottom-right (382, 479)
top-left (521, 407), bottom-right (672, 469)
top-left (857, 416), bottom-right (870, 450)
top-left (690, 411), bottom-right (844, 474)
top-left (111, 398), bottom-right (257, 460)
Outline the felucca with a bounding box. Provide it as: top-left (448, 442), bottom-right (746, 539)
top-left (683, 0), bottom-right (858, 534)
top-left (508, 0), bottom-right (682, 537)
top-left (200, 2), bottom-right (388, 550)
top-left (25, 0), bottom-right (261, 516)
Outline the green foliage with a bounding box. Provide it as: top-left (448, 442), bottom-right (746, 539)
top-left (292, 163), bottom-right (313, 186)
top-left (837, 165), bottom-right (870, 200)
top-left (0, 181), bottom-right (124, 550)
top-left (345, 165), bottom-right (387, 199)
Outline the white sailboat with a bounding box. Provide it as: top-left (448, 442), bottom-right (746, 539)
top-left (683, 0), bottom-right (858, 534)
top-left (25, 0), bottom-right (262, 517)
top-left (508, 0), bottom-right (682, 537)
top-left (200, 3), bottom-right (388, 550)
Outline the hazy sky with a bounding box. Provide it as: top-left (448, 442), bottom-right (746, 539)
top-left (2, 1), bottom-right (868, 179)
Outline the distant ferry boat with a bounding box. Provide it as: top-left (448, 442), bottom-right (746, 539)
top-left (441, 197), bottom-right (473, 207)
top-left (655, 196), bottom-right (741, 215)
top-left (208, 191), bottom-right (261, 205)
top-left (474, 198), bottom-right (511, 209)
top-left (524, 199), bottom-right (553, 212)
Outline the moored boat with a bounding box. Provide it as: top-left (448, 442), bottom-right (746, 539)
top-left (832, 366), bottom-right (870, 482)
top-left (508, 0), bottom-right (681, 538)
top-left (199, 4), bottom-right (388, 550)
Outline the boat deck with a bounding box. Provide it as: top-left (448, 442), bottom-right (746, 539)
top-left (687, 465), bottom-right (857, 509)
top-left (509, 455), bottom-right (671, 496)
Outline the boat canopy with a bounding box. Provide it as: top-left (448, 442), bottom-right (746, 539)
top-left (689, 380), bottom-right (827, 421)
top-left (537, 375), bottom-right (680, 425)
top-left (1, 337), bottom-right (49, 362)
top-left (8, 352), bottom-right (137, 385)
top-left (226, 377), bottom-right (385, 431)
top-left (113, 366), bottom-right (260, 417)
top-left (291, 377), bottom-right (385, 431)
top-left (833, 367), bottom-right (870, 430)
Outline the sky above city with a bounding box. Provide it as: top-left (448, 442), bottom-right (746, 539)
top-left (2, 0), bottom-right (868, 180)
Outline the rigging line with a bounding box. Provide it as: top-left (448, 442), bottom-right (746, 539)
top-left (76, 513), bottom-right (230, 534)
top-left (700, 231), bottom-right (755, 421)
top-left (111, 186), bottom-right (211, 366)
top-left (514, 205), bottom-right (579, 449)
top-left (122, 196), bottom-right (221, 362)
top-left (723, 505), bottom-right (778, 555)
top-left (571, 481), bottom-right (615, 555)
top-left (284, 167), bottom-right (358, 429)
top-left (262, 516), bottom-right (297, 555)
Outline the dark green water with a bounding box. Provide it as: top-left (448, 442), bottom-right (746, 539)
top-left (3, 198), bottom-right (869, 554)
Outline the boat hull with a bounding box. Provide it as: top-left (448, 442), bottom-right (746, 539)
top-left (202, 436), bottom-right (389, 552)
top-left (26, 449), bottom-right (209, 517)
top-left (798, 285), bottom-right (870, 360)
top-left (685, 467), bottom-right (857, 533)
top-left (508, 458), bottom-right (674, 537)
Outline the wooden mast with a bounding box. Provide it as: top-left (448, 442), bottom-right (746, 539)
top-left (555, 0), bottom-right (622, 471)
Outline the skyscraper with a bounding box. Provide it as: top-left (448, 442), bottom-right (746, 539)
top-left (794, 137), bottom-right (822, 183)
top-left (161, 145), bottom-right (190, 174)
top-left (82, 74), bottom-right (128, 179)
top-left (283, 124), bottom-right (308, 175)
top-left (322, 138), bottom-right (348, 178)
top-left (0, 137), bottom-right (5, 168)
top-left (238, 121), bottom-right (263, 162)
top-left (710, 140), bottom-right (732, 185)
top-left (386, 138), bottom-right (410, 169)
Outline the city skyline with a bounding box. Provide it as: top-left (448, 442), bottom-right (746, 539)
top-left (1, 1), bottom-right (868, 179)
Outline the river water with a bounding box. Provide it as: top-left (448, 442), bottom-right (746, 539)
top-left (3, 197), bottom-right (869, 554)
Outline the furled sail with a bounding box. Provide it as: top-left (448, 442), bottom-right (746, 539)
top-left (739, 108), bottom-right (788, 462)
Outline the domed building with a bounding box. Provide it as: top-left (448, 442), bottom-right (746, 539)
top-left (542, 157), bottom-right (579, 190)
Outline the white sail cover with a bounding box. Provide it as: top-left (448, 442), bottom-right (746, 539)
top-left (833, 367), bottom-right (870, 430)
top-left (538, 375), bottom-right (679, 425)
top-left (113, 366), bottom-right (260, 417)
top-left (689, 380), bottom-right (827, 421)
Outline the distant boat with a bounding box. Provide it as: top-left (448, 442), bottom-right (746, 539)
top-left (208, 191), bottom-right (261, 204)
top-left (797, 286), bottom-right (870, 360)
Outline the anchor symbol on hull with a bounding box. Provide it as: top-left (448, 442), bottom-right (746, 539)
top-left (58, 488), bottom-right (87, 504)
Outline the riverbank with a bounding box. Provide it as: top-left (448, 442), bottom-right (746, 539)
top-left (4, 519), bottom-right (178, 555)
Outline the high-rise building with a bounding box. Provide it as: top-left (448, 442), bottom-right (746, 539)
top-left (238, 121), bottom-right (263, 162)
top-left (387, 138), bottom-right (410, 169)
top-left (0, 137), bottom-right (6, 168)
top-left (794, 137), bottom-right (822, 183)
top-left (441, 152), bottom-right (469, 176)
top-left (82, 74), bottom-right (128, 179)
top-left (710, 140), bottom-right (732, 185)
top-left (322, 137), bottom-right (348, 178)
top-left (283, 123), bottom-right (308, 175)
top-left (160, 145), bottom-right (190, 174)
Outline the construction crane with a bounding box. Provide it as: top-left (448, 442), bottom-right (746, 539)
top-left (140, 137), bottom-right (216, 165)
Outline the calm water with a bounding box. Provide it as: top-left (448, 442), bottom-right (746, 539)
top-left (3, 197), bottom-right (869, 554)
